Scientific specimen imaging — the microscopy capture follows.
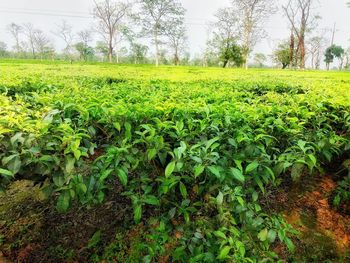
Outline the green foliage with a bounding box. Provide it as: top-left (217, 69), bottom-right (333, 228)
top-left (1, 61), bottom-right (350, 261)
top-left (75, 42), bottom-right (95, 61)
top-left (219, 40), bottom-right (244, 68)
top-left (324, 44), bottom-right (345, 69)
top-left (273, 41), bottom-right (290, 69)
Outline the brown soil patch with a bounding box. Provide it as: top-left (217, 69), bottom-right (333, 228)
top-left (274, 174), bottom-right (350, 260)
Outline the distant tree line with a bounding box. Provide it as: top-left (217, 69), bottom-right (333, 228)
top-left (0, 0), bottom-right (349, 70)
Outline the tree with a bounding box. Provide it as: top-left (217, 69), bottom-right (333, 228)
top-left (33, 30), bottom-right (53, 60)
top-left (95, 41), bottom-right (109, 61)
top-left (209, 8), bottom-right (241, 68)
top-left (75, 30), bottom-right (94, 61)
top-left (138, 0), bottom-right (185, 67)
top-left (324, 44), bottom-right (345, 70)
top-left (75, 43), bottom-right (94, 61)
top-left (307, 35), bottom-right (326, 69)
top-left (283, 0), bottom-right (318, 69)
top-left (93, 0), bottom-right (130, 63)
top-left (219, 42), bottom-right (244, 68)
top-left (344, 48), bottom-right (350, 69)
top-left (130, 43), bottom-right (148, 64)
top-left (54, 20), bottom-right (74, 61)
top-left (253, 53), bottom-right (267, 67)
top-left (7, 23), bottom-right (22, 54)
top-left (231, 0), bottom-right (276, 69)
top-left (0, 42), bottom-right (8, 57)
top-left (23, 23), bottom-right (37, 58)
top-left (165, 17), bottom-right (187, 65)
top-left (273, 41), bottom-right (291, 69)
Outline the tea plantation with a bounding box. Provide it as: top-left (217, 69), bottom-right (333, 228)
top-left (1, 61), bottom-right (350, 262)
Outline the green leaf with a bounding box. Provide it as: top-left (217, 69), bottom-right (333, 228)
top-left (217, 246), bottom-right (231, 260)
top-left (308, 154), bottom-right (317, 166)
top-left (230, 167), bottom-right (245, 183)
top-left (56, 190), bottom-right (71, 213)
top-left (194, 164), bottom-right (205, 178)
top-left (77, 183), bottom-right (87, 194)
top-left (147, 148), bottom-right (157, 161)
top-left (73, 149), bottom-right (81, 160)
top-left (213, 230), bottom-right (226, 239)
top-left (144, 195), bottom-right (160, 206)
top-left (116, 168), bottom-right (128, 186)
top-left (88, 230), bottom-right (101, 248)
top-left (252, 191), bottom-right (259, 202)
top-left (53, 174), bottom-right (65, 187)
top-left (134, 204), bottom-right (142, 223)
top-left (246, 161), bottom-right (259, 173)
top-left (179, 182), bottom-right (187, 198)
top-left (236, 196), bottom-right (244, 206)
top-left (254, 175), bottom-right (265, 194)
top-left (258, 228), bottom-right (268, 242)
top-left (8, 156), bottom-right (21, 175)
top-left (99, 169), bottom-right (113, 182)
top-left (65, 156), bottom-right (75, 174)
top-left (0, 168), bottom-right (14, 178)
top-left (113, 122), bottom-right (121, 131)
top-left (216, 191), bottom-right (224, 206)
top-left (267, 229), bottom-right (277, 243)
top-left (165, 161), bottom-right (176, 177)
top-left (285, 237), bottom-right (295, 252)
top-left (208, 166), bottom-right (220, 178)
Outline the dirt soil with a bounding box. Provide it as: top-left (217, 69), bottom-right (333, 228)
top-left (270, 173), bottom-right (350, 262)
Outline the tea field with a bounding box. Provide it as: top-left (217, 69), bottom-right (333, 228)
top-left (1, 61), bottom-right (350, 262)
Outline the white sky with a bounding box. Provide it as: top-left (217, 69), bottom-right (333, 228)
top-left (0, 0), bottom-right (349, 60)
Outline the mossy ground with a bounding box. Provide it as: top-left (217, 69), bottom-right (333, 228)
top-left (0, 180), bottom-right (136, 262)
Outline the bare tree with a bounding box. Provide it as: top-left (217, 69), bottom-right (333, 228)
top-left (165, 16), bottom-right (187, 65)
top-left (283, 0), bottom-right (317, 69)
top-left (344, 48), bottom-right (350, 69)
top-left (7, 23), bottom-right (22, 54)
top-left (307, 33), bottom-right (326, 69)
top-left (231, 0), bottom-right (276, 69)
top-left (33, 30), bottom-right (53, 60)
top-left (211, 7), bottom-right (239, 46)
top-left (23, 23), bottom-right (37, 58)
top-left (77, 29), bottom-right (93, 46)
top-left (93, 0), bottom-right (130, 63)
top-left (138, 0), bottom-right (185, 67)
top-left (54, 20), bottom-right (74, 61)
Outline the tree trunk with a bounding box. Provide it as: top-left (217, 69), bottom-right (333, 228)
top-left (154, 29), bottom-right (159, 67)
top-left (339, 58), bottom-right (344, 71)
top-left (243, 48), bottom-right (249, 69)
top-left (108, 35), bottom-right (113, 63)
top-left (299, 36), bottom-right (305, 69)
top-left (289, 29), bottom-right (295, 68)
top-left (174, 47), bottom-right (180, 66)
top-left (223, 59), bottom-right (228, 68)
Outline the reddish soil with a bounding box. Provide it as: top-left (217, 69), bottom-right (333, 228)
top-left (274, 174), bottom-right (350, 260)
